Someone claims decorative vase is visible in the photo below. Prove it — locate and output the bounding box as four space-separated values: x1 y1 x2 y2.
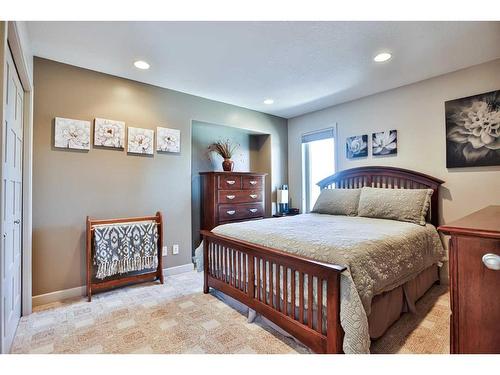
222 158 234 171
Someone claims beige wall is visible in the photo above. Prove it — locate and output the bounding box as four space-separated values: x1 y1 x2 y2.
288 59 500 224
33 58 287 296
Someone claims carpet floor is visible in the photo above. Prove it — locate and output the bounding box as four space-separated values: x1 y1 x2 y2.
11 271 450 354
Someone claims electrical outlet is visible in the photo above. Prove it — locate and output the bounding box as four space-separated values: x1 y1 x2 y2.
162 246 168 256
172 244 179 255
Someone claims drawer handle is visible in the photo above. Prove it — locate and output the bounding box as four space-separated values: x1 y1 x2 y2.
249 180 257 185
249 194 258 199
482 253 500 271
226 210 236 215
226 180 236 185
226 195 235 200
249 208 258 213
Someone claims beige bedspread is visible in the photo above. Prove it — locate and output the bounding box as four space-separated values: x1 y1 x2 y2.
212 214 446 354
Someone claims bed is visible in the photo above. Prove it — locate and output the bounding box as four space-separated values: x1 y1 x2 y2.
201 166 446 354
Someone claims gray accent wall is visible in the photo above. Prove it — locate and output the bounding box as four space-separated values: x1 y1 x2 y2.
33 57 287 296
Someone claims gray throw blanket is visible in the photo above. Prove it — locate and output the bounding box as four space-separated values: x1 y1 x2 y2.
93 221 159 279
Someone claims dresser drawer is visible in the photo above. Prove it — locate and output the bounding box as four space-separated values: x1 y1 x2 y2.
201 172 267 231
218 203 264 222
242 175 263 189
218 175 242 190
218 190 263 204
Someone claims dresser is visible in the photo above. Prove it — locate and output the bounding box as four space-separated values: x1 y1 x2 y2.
438 206 500 354
200 172 267 231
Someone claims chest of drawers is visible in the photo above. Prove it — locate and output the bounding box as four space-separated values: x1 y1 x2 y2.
438 206 500 354
200 172 267 231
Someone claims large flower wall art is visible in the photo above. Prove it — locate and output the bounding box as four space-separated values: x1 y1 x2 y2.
346 135 368 159
445 90 499 168
54 117 91 150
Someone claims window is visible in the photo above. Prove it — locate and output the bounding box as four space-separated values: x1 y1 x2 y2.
301 127 336 212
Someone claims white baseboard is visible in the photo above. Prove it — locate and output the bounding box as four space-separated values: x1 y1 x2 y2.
32 263 195 307
32 285 86 307
163 263 194 276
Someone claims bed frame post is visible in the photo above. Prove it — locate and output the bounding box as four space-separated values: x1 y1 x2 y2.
156 211 164 284
326 272 343 354
86 216 92 302
203 239 209 294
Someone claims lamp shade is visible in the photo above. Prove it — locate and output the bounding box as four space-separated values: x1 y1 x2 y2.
277 189 289 204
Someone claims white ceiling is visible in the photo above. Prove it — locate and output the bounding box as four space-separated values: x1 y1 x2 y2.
27 21 500 118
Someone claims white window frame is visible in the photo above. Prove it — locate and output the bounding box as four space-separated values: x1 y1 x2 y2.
301 124 338 213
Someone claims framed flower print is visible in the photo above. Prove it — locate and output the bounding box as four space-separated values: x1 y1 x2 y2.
445 90 499 168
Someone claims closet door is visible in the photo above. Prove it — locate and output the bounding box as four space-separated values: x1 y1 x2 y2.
1 46 24 353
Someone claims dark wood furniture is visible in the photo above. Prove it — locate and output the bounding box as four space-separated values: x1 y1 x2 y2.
438 206 500 354
202 166 444 353
200 172 267 231
86 212 164 302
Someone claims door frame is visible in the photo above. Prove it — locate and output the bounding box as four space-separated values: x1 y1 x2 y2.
0 21 33 354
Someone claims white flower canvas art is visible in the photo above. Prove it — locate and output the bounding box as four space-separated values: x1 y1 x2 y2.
54 117 91 150
127 127 154 155
94 118 125 149
372 130 397 156
156 127 181 153
445 90 499 168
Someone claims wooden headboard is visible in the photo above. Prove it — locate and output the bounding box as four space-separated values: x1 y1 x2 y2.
316 166 444 226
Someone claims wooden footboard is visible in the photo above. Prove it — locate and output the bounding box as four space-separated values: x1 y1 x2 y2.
201 230 347 354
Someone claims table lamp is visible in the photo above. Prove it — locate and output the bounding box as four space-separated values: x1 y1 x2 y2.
277 185 289 215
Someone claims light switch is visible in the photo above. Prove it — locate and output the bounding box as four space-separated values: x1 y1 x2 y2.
172 244 179 255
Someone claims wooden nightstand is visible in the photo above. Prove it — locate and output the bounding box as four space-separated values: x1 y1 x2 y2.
438 206 500 354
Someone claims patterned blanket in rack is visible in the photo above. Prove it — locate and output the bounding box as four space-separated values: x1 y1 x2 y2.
93 221 159 279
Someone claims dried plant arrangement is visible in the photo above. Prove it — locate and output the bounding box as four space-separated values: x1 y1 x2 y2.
208 139 239 171
209 139 239 159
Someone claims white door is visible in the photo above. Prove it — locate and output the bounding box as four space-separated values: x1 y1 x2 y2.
1 46 23 353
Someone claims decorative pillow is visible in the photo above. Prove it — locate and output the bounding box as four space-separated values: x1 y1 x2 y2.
357 187 433 225
311 188 361 216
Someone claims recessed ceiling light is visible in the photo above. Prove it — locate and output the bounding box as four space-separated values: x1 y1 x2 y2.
134 60 150 70
373 52 392 62
263 99 274 105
